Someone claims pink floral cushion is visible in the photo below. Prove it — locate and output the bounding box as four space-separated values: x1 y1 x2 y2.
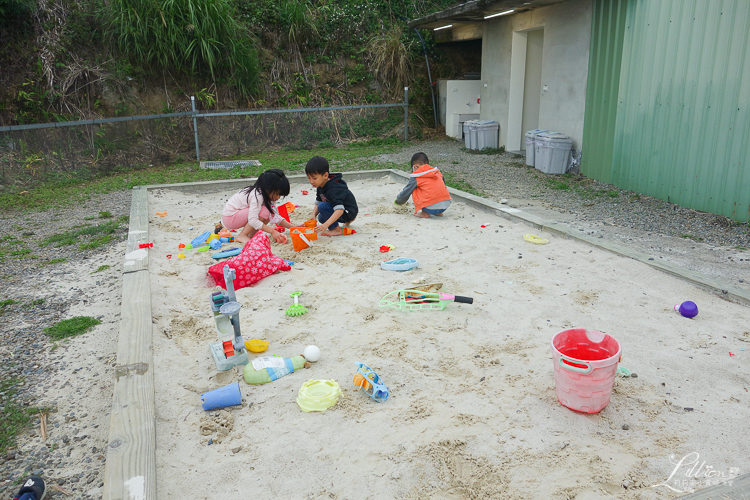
208 231 291 290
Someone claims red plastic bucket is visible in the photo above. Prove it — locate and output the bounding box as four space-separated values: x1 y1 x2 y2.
550 328 621 414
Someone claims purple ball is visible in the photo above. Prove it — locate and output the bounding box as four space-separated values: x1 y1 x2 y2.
677 301 698 318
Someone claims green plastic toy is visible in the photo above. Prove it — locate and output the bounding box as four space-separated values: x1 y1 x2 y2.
379 289 474 311
286 291 308 317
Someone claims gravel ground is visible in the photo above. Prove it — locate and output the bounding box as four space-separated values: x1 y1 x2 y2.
0 138 748 498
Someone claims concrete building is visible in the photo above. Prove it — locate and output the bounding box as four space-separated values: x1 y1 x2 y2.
411 0 750 221
410 0 592 152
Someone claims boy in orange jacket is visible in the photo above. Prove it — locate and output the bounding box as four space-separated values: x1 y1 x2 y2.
394 152 452 218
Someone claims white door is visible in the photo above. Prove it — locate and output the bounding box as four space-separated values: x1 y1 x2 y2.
520 29 544 150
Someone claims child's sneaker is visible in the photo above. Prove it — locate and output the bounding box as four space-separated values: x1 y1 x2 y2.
14 476 46 500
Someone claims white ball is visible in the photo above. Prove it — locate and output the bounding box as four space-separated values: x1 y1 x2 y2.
303 345 321 362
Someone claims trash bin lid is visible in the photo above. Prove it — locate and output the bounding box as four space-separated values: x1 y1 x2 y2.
537 132 573 147
525 128 549 138
474 120 498 129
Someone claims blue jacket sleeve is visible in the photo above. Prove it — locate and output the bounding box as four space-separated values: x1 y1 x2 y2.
395 177 417 205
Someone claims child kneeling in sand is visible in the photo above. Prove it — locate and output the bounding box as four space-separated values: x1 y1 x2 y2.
222 169 295 244
306 156 358 236
394 152 452 218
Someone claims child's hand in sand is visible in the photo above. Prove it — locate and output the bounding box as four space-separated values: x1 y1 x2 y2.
270 230 287 244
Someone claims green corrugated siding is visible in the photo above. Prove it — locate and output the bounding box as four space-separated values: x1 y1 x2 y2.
583 0 750 221
581 0 628 183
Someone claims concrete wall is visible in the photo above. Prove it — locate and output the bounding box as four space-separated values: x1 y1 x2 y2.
480 0 592 150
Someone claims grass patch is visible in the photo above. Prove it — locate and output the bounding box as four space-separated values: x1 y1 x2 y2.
79 234 114 250
84 211 113 220
548 180 570 190
736 246 748 251
25 298 46 307
44 316 102 340
0 379 39 454
39 220 120 248
0 236 33 262
41 258 67 266
0 299 17 315
92 264 111 273
443 173 485 198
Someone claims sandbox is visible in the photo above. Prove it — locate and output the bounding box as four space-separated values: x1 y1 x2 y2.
108 171 750 499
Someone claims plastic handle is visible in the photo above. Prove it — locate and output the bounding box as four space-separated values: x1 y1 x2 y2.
558 357 592 374
453 295 474 304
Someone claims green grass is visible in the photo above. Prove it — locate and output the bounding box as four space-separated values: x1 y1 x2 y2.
736 246 748 251
443 172 485 198
549 180 570 190
0 299 17 315
84 211 113 220
25 298 46 307
92 264 111 273
39 220 120 248
44 316 102 340
0 379 40 454
40 258 67 266
0 142 403 214
79 234 114 250
0 235 35 262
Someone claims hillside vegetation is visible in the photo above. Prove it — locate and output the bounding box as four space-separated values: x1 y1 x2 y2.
0 0 459 124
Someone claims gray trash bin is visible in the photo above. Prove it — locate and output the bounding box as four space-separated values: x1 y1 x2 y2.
475 121 499 150
524 129 549 166
463 120 477 149
534 132 573 174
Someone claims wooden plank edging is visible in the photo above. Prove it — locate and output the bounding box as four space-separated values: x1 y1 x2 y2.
104 186 156 500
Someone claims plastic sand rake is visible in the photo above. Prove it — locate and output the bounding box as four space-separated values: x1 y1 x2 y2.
379 289 474 311
286 291 308 317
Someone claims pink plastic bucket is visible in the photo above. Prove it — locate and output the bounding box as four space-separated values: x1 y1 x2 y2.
551 328 621 414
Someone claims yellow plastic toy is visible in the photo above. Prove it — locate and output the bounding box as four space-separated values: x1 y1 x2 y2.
523 234 549 245
244 339 270 353
296 380 341 412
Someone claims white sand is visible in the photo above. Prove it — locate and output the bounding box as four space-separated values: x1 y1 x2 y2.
147 175 750 499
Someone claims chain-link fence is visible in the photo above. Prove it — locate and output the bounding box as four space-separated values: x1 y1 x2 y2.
0 91 409 190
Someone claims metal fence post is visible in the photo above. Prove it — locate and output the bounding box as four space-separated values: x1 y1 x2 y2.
404 87 409 141
191 96 200 162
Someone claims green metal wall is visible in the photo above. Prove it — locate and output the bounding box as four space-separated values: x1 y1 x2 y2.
581 0 628 184
583 0 750 221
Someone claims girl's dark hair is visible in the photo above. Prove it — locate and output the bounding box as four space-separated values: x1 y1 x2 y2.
242 169 290 214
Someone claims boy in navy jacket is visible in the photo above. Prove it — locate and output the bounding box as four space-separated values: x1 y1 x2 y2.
305 156 358 236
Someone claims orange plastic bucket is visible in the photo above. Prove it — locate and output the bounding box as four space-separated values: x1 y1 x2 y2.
290 227 318 252
304 220 317 228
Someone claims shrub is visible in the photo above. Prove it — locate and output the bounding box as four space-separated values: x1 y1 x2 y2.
104 0 259 95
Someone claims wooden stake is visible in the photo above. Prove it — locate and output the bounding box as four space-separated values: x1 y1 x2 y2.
40 412 47 441
49 484 72 495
